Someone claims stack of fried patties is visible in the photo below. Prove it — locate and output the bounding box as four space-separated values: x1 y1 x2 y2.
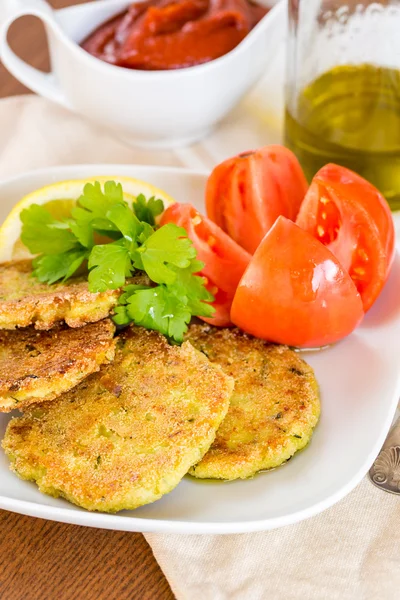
0 260 234 512
0 260 320 513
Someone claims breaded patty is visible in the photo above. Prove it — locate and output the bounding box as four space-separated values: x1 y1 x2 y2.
2 326 233 512
0 319 116 412
186 325 320 480
0 260 121 330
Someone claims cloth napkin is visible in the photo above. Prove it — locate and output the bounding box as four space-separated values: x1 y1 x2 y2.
0 79 399 599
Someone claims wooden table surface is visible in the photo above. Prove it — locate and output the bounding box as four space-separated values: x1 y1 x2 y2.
0 2 174 599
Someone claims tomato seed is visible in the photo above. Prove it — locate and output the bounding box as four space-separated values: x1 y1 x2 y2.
358 248 369 262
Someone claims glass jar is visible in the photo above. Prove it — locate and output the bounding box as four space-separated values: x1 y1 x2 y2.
284 0 400 210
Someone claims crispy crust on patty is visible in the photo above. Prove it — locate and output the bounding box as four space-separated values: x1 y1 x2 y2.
186 325 320 480
0 319 116 412
2 326 233 512
0 260 121 330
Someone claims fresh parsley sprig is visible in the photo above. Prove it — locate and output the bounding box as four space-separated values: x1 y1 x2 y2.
20 181 214 342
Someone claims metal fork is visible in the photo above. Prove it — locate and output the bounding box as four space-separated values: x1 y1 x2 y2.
369 415 400 495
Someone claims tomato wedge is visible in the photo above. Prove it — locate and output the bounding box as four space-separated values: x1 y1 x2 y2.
160 203 251 326
231 217 364 348
206 145 308 254
296 164 395 312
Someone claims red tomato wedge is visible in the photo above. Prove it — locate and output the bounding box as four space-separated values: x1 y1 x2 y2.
296 164 395 312
206 145 308 254
160 203 251 326
231 216 364 348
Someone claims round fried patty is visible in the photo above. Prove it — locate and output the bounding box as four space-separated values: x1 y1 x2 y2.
2 326 233 512
186 325 320 480
0 260 122 330
0 319 116 412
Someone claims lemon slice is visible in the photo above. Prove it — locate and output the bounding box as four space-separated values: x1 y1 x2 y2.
0 176 176 262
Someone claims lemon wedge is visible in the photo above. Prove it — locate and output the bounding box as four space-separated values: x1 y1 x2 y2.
0 176 176 262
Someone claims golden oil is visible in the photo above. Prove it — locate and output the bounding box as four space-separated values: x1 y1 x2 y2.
285 64 400 210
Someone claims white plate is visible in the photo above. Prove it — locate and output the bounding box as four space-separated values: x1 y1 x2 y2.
0 164 399 534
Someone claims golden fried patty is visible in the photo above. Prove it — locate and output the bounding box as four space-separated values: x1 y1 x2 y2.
0 260 121 330
2 326 233 512
186 325 320 480
0 319 116 412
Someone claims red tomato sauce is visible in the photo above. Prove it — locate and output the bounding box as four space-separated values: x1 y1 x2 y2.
81 0 268 71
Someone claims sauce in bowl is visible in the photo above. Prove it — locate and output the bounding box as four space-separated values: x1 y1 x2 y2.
81 0 268 71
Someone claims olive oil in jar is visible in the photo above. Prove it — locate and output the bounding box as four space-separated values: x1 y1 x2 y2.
285 64 400 210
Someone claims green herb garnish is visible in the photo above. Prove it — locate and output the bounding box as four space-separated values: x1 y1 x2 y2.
20 181 214 342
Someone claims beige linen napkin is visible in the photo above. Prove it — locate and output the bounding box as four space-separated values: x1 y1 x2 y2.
0 92 399 600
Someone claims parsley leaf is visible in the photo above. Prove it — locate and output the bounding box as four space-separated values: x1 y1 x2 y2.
114 284 192 343
21 205 78 255
71 181 127 242
68 218 93 249
88 240 132 292
168 259 215 318
114 285 170 333
32 248 88 284
105 203 145 243
138 223 196 285
164 297 193 343
132 194 164 226
113 257 215 343
73 181 125 223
